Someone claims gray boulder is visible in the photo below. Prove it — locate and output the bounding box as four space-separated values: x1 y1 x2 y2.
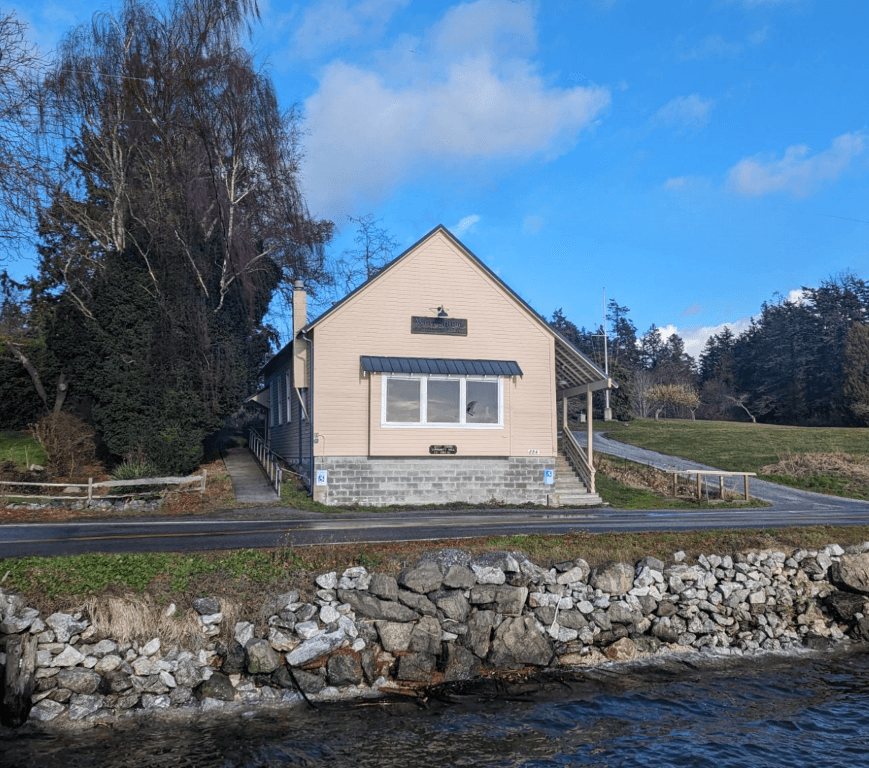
830 554 869 594
245 639 281 674
396 652 436 682
67 693 105 721
285 630 346 667
327 654 363 687
398 562 444 594
195 672 235 701
468 585 528 616
463 610 495 658
368 573 399 601
590 562 634 595
397 589 438 616
443 565 477 589
375 621 414 653
488 616 553 668
409 616 442 655
193 597 221 615
56 669 101 695
433 590 470 622
45 613 88 643
337 589 420 622
443 645 481 682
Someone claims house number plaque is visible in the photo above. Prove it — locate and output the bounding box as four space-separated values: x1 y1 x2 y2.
429 445 457 454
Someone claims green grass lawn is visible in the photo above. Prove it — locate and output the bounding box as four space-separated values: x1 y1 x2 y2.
0 430 47 470
591 418 869 500
593 418 869 470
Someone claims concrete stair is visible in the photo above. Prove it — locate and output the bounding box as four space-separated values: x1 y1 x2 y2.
548 443 602 508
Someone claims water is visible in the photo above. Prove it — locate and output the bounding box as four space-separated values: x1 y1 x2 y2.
4 649 869 767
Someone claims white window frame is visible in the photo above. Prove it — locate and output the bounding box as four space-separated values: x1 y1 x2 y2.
284 371 292 424
381 374 503 429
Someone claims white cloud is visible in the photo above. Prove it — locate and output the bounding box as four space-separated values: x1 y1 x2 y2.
302 0 610 216
662 317 754 360
281 0 409 60
452 214 480 234
656 94 714 131
726 131 866 197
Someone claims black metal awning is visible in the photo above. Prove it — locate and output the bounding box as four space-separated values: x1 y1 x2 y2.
360 356 522 376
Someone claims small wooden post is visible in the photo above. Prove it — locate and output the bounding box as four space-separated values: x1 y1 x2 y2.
87 477 93 505
586 389 594 493
719 475 725 500
744 474 750 501
200 468 207 494
696 473 702 501
672 473 678 498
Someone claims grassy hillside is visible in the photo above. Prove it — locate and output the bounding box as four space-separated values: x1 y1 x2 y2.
0 430 47 470
596 419 869 500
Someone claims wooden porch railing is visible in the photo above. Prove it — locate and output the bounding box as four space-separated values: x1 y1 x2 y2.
249 428 283 495
561 428 595 494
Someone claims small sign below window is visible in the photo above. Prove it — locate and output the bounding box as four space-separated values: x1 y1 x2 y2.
411 316 468 336
544 469 555 485
316 470 328 486
429 445 457 454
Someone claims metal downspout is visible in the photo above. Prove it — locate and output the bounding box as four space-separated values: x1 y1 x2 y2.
301 330 314 496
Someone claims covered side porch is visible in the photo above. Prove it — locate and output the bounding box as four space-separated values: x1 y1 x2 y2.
554 335 617 496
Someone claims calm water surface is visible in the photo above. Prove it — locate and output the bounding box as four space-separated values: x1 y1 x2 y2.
3 649 869 768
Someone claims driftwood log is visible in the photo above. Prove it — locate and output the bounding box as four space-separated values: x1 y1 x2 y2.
1 633 37 727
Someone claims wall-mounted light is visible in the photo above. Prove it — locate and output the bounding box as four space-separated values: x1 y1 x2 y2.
437 306 448 317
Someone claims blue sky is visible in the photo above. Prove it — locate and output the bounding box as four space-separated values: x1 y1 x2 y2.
9 0 869 357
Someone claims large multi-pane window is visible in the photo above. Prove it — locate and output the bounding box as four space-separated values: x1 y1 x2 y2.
382 376 502 427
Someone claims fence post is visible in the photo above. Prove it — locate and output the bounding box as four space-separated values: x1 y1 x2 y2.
696 473 701 501
200 469 207 494
744 474 749 501
87 477 93 505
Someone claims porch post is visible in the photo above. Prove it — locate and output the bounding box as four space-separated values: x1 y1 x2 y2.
586 389 594 492
562 395 568 433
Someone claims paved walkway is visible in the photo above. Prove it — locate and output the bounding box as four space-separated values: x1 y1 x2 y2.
221 447 279 503
578 430 868 512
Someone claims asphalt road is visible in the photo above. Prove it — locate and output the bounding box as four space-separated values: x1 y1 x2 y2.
1 436 866 558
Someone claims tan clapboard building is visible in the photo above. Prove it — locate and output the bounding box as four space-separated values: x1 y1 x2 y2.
252 225 615 507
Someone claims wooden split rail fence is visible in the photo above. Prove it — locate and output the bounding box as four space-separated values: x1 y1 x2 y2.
0 472 207 505
666 470 756 501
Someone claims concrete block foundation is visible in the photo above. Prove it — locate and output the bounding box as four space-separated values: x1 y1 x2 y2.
312 456 555 507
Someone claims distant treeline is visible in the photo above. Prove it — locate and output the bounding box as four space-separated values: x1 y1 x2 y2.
551 274 869 427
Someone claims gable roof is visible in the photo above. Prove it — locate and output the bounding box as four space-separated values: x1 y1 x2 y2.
263 225 614 390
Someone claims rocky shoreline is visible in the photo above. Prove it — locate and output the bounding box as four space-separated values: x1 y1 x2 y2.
3 542 869 730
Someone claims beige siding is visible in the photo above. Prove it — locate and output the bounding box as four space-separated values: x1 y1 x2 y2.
312 230 557 458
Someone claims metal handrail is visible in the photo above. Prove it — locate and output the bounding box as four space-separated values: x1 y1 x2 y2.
561 429 595 494
248 428 283 495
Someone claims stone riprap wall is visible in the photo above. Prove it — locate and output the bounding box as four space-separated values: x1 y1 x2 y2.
312 456 553 506
3 543 869 729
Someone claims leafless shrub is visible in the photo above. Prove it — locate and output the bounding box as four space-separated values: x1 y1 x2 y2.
31 411 98 480
761 452 869 482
